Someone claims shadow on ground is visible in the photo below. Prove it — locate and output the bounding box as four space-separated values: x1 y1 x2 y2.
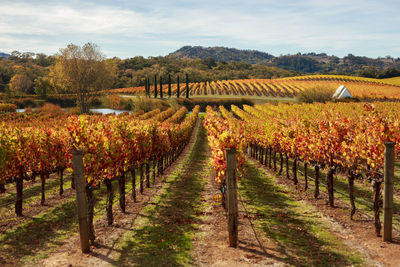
239 161 363 266
116 121 208 267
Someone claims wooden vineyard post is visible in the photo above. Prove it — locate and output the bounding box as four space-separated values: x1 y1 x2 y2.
160 76 163 99
226 148 238 247
177 76 180 98
15 172 23 216
72 150 90 253
168 74 172 98
383 142 395 242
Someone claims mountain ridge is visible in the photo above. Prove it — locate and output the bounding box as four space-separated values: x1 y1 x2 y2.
0 52 10 59
171 46 274 64
169 46 400 75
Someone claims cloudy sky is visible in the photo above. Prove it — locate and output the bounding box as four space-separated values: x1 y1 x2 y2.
1 0 399 59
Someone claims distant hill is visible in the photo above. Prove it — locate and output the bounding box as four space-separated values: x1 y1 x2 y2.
170 46 274 64
170 46 400 75
0 52 10 59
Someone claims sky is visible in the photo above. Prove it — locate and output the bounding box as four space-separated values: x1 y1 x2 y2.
1 0 399 59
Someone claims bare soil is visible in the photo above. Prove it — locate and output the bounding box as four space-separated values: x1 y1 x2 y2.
192 166 286 266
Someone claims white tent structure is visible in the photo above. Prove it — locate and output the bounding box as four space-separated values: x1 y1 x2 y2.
332 85 352 99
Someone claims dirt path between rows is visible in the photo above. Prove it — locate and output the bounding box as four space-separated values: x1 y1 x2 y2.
192 141 285 266
192 166 286 266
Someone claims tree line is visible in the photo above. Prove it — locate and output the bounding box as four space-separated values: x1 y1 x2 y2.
0 46 296 99
170 46 400 77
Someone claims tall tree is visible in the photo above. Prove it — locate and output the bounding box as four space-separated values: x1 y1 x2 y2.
186 73 189 98
168 74 171 98
50 43 115 113
10 73 33 94
34 76 53 98
177 76 180 98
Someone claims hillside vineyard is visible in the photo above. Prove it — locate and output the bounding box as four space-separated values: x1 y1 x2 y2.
108 75 400 100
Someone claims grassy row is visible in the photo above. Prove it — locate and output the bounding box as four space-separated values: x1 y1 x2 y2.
240 160 364 266
0 174 70 208
115 118 208 266
0 175 72 220
113 121 365 266
260 154 400 230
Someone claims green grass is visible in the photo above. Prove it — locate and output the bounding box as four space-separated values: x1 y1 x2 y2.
0 198 77 266
239 160 364 266
0 174 71 217
271 155 400 230
115 120 209 267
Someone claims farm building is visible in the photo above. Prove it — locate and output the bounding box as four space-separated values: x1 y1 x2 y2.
333 85 352 99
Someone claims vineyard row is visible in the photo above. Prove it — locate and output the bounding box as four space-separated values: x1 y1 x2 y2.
109 77 400 100
0 105 199 241
203 102 400 236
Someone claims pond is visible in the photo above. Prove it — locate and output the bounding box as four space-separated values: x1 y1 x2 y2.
16 108 129 115
89 108 129 115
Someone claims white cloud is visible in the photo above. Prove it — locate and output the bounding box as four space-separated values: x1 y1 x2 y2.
0 0 399 58
0 2 146 35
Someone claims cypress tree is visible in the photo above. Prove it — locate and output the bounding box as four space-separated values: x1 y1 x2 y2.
160 76 163 99
168 74 171 98
177 76 180 98
154 75 157 98
186 73 189 98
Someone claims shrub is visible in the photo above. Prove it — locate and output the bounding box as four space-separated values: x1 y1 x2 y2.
297 86 335 104
108 95 127 110
0 103 17 113
65 106 81 115
36 103 63 115
131 97 169 112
